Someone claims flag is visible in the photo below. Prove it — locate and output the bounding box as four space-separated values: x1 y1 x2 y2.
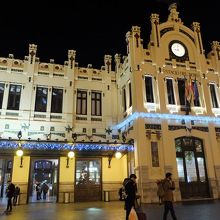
184 77 188 103
193 78 199 106
185 76 194 103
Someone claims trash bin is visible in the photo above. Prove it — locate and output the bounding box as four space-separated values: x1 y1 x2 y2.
64 192 70 203
104 191 110 202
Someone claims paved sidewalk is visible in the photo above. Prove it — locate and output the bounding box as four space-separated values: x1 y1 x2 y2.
0 200 220 220
146 200 220 220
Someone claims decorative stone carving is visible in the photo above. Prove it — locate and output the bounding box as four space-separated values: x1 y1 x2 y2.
168 3 182 23
191 22 200 33
150 14 159 23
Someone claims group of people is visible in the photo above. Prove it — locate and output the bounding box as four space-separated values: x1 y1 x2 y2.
35 181 49 200
5 180 20 213
120 172 177 220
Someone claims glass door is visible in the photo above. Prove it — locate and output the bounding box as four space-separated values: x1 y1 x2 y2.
75 158 101 202
175 137 209 199
29 159 58 203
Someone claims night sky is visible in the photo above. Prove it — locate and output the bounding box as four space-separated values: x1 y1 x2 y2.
0 0 219 68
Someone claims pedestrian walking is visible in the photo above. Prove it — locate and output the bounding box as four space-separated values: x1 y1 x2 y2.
41 182 49 200
36 182 42 200
5 180 15 213
13 185 20 206
162 172 177 220
124 174 137 220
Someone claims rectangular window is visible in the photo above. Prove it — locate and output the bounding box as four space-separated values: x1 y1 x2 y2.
122 87 127 112
176 158 185 182
76 90 87 115
166 78 175 104
7 84 22 110
210 84 219 108
185 151 197 182
35 87 48 112
0 83 5 109
91 91 102 116
177 79 185 106
128 82 132 107
51 88 63 113
145 76 154 103
197 157 206 182
151 142 159 167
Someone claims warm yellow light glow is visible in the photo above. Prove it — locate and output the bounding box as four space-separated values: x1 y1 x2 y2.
68 151 75 158
16 149 23 157
115 152 122 159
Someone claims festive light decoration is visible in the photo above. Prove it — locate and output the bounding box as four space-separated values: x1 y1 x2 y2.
112 112 220 130
0 141 18 148
0 141 134 152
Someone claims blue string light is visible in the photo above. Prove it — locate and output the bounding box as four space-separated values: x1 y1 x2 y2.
0 141 18 149
0 141 134 152
112 112 220 130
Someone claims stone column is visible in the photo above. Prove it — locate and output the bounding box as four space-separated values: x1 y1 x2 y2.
58 156 75 203
12 156 30 204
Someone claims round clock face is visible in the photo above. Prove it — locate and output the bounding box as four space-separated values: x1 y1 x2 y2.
171 42 185 57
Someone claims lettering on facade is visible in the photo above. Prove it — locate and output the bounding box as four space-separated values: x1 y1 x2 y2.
163 69 187 76
168 125 186 131
192 126 209 132
145 124 161 130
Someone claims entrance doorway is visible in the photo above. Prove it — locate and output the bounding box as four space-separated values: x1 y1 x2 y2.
0 158 13 201
75 158 101 202
175 137 210 199
28 158 58 203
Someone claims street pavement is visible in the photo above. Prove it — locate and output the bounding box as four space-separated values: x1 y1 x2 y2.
0 199 220 220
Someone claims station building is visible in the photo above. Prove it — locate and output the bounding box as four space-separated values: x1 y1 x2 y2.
1 4 220 204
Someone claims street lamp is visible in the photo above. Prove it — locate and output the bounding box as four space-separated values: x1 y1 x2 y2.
16 144 24 168
115 152 122 159
66 151 75 168
16 131 23 168
108 152 122 168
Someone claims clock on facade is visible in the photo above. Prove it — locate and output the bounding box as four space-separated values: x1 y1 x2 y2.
171 42 185 57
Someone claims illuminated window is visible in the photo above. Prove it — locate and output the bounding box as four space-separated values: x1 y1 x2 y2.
51 88 63 113
166 79 175 104
0 83 5 109
151 142 159 167
122 87 127 112
91 91 102 116
128 82 132 107
210 84 219 108
7 84 22 110
76 90 87 115
145 76 154 103
35 87 48 112
177 79 185 106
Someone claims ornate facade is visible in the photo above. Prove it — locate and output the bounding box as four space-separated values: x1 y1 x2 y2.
1 4 220 203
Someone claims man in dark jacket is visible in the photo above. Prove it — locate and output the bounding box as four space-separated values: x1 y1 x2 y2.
124 174 137 220
5 180 15 213
163 172 177 220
